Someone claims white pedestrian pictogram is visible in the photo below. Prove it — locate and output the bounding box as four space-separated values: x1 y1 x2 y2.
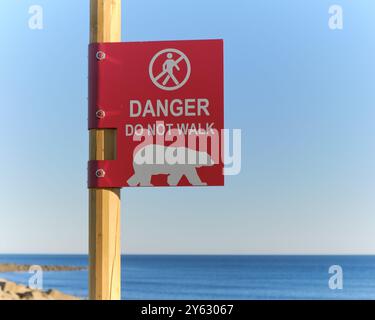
158 53 181 86
149 48 191 91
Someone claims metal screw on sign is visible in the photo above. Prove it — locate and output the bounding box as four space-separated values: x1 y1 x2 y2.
96 51 106 61
95 169 106 178
96 109 106 119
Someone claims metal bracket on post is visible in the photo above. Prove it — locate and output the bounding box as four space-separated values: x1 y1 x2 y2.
88 44 122 189
88 160 122 188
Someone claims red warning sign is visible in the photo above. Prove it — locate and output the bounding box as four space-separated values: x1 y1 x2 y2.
88 39 224 188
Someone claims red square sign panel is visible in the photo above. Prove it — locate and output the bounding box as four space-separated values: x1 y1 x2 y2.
88 39 224 188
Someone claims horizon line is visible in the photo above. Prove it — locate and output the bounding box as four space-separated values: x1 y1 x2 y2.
1 253 375 256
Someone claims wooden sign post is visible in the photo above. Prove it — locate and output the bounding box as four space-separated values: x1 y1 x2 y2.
89 0 122 300
87 0 224 301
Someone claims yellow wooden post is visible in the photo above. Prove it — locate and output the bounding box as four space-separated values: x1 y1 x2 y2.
89 0 122 300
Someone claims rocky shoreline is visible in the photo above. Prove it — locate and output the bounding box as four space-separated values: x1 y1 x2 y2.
0 263 86 300
0 263 86 273
0 279 79 300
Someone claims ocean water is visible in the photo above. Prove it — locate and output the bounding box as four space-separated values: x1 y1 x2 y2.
0 255 374 300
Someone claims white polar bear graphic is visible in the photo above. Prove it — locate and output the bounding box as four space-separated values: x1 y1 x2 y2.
127 144 214 187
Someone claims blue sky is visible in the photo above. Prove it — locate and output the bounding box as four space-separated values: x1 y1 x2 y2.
0 0 374 254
